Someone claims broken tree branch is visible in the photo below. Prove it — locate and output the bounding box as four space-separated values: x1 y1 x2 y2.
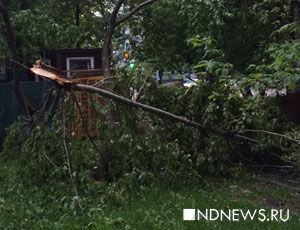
70 90 106 170
31 60 72 85
242 129 300 144
43 148 63 170
72 84 210 129
135 69 153 101
62 91 81 207
93 76 116 87
71 83 253 141
31 61 300 157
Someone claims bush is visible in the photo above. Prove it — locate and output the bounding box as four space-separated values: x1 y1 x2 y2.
1 64 298 191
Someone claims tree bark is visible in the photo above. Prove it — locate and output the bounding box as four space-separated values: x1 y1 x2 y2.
102 25 114 80
0 1 35 115
75 3 80 49
158 69 163 84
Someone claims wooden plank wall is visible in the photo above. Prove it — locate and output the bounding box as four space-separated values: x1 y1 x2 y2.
70 76 104 138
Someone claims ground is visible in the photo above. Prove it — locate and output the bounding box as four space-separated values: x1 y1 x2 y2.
1 170 300 229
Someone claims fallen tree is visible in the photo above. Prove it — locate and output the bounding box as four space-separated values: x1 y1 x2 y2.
30 62 247 143
0 60 295 188
30 61 299 151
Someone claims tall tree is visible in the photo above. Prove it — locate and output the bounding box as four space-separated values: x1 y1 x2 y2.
0 1 35 115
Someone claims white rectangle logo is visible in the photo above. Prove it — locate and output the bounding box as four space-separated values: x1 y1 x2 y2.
183 209 196 220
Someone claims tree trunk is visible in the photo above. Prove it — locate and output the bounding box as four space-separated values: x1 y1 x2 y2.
75 3 80 49
158 69 163 84
102 25 114 80
0 1 35 115
100 0 160 179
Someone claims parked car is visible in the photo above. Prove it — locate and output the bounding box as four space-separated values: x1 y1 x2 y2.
183 79 199 88
161 81 182 87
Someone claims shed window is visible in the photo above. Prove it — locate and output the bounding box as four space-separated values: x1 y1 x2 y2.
66 57 94 78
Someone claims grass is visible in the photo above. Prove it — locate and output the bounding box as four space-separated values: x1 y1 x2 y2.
1 173 300 230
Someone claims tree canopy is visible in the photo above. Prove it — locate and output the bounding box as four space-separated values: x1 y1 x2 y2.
129 0 288 72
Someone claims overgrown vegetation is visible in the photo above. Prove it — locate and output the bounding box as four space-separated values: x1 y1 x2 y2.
2 0 300 229
1 165 300 229
1 60 300 187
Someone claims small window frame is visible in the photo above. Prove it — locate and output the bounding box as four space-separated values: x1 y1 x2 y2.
66 57 95 78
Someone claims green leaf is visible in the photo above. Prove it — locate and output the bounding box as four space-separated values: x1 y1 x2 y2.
275 55 282 65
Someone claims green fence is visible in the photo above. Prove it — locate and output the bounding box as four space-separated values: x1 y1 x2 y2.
0 82 52 149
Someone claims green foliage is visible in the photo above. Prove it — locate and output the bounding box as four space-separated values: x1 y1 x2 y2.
130 0 282 71
129 0 198 71
94 64 298 183
0 0 107 63
1 96 99 189
2 61 298 189
2 1 300 228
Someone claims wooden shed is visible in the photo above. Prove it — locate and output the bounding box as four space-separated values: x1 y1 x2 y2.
44 48 103 77
44 48 104 138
